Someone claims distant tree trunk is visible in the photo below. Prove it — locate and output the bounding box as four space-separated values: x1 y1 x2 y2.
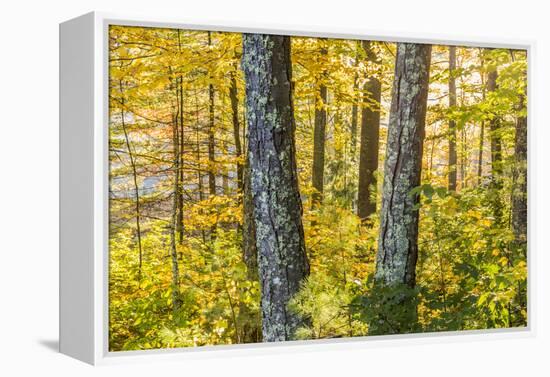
208 32 217 198
118 81 143 279
207 32 217 240
194 90 207 243
448 46 458 191
512 94 527 249
488 70 503 177
487 67 503 221
242 33 310 342
357 41 381 223
350 93 359 158
170 100 182 312
311 40 328 207
230 70 244 192
176 30 185 245
477 121 485 184
350 41 361 159
208 85 216 197
177 75 185 244
222 139 230 195
460 126 468 188
374 43 432 333
477 52 486 185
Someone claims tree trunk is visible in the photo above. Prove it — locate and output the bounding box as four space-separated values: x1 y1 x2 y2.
242 33 310 342
170 103 182 312
311 40 328 207
242 160 258 278
176 30 185 245
208 87 216 198
118 81 143 279
208 32 216 198
488 70 502 178
477 121 484 184
448 46 458 191
512 95 527 248
193 90 207 243
374 43 432 333
230 70 244 192
207 32 218 240
350 41 361 159
487 67 503 221
477 52 486 185
177 75 185 244
357 41 381 223
230 63 257 278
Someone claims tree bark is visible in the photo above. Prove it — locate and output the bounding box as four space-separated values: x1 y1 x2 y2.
512 94 527 248
194 90 207 243
242 159 258 278
477 52 486 185
170 97 182 311
350 41 360 159
207 32 218 240
118 81 143 279
175 30 185 245
177 75 185 244
487 70 502 178
208 32 217 198
487 67 503 221
448 46 458 191
230 70 244 192
357 41 381 223
230 62 257 278
242 33 310 342
374 43 431 332
311 40 328 207
477 121 485 184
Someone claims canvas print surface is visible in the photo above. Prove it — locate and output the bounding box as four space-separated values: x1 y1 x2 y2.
108 25 528 351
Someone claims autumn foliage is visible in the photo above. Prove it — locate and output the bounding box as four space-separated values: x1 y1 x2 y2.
108 26 527 351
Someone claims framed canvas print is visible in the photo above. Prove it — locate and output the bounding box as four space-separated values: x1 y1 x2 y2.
60 12 532 365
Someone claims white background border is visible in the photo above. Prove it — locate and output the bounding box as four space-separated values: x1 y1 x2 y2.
1 1 547 376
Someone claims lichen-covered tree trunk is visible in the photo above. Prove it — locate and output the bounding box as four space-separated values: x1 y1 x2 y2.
311 41 328 207
448 46 458 191
374 43 432 333
512 94 527 249
231 63 257 278
511 89 528 327
357 41 381 223
242 161 258 278
240 159 261 343
242 33 310 342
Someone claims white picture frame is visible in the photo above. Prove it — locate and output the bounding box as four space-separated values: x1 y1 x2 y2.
60 11 535 365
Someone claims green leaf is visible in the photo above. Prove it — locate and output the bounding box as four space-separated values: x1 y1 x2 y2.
478 292 490 307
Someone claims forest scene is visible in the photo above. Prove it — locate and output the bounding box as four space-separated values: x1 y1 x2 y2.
108 25 527 351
